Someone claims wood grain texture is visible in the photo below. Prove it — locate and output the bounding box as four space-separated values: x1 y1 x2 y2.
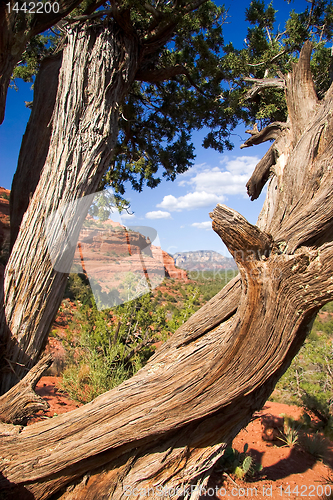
0 354 52 424
10 53 62 250
0 22 139 394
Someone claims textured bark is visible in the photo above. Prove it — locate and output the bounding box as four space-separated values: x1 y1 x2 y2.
0 354 52 424
1 39 333 500
0 22 139 394
10 53 62 250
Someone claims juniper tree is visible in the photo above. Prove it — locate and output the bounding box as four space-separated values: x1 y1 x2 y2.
1 1 333 498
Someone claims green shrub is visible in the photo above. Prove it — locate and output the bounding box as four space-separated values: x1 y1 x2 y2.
60 292 168 403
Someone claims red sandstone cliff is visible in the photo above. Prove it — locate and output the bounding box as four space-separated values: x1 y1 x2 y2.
151 246 188 281
0 187 10 252
0 188 10 283
0 197 188 287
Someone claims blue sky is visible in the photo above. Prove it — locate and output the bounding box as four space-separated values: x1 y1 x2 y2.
0 0 307 255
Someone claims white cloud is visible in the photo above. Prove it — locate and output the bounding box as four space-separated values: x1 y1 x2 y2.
156 155 260 213
145 210 172 219
191 221 212 230
157 191 224 211
178 156 260 197
221 155 259 175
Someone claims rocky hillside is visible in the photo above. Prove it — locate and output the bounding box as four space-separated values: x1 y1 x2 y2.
0 194 187 287
173 250 237 271
72 218 188 298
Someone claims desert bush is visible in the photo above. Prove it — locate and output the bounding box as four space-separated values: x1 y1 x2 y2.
276 416 301 448
60 291 168 403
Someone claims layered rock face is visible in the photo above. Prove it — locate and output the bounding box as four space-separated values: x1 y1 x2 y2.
0 187 10 254
0 200 188 301
151 247 188 281
71 219 188 306
173 250 237 271
0 188 10 283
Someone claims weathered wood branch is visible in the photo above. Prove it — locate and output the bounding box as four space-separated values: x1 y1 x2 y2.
246 146 275 201
0 354 52 424
285 41 318 144
210 204 274 261
240 121 289 148
135 65 186 83
0 0 82 125
109 2 135 37
244 124 291 200
243 76 285 100
1 234 333 498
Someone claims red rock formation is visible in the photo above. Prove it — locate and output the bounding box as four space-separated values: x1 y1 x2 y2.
151 246 188 281
0 187 10 251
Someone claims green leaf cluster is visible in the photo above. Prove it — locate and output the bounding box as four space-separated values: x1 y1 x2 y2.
61 275 168 402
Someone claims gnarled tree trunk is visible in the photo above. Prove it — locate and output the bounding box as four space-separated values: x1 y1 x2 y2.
0 21 139 394
1 42 332 500
9 52 62 251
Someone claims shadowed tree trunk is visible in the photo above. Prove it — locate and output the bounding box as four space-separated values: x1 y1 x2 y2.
0 41 333 499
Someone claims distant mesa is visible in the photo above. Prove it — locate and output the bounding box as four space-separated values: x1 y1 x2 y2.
172 250 237 271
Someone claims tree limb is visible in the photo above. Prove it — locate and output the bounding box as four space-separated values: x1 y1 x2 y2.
247 50 286 67
142 21 179 55
29 0 84 37
285 41 318 144
0 354 53 424
64 9 112 23
243 77 285 100
210 204 274 262
183 0 208 14
110 1 135 37
144 3 163 20
240 121 289 148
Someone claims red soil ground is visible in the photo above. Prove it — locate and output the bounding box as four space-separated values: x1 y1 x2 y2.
33 379 333 499
204 401 333 499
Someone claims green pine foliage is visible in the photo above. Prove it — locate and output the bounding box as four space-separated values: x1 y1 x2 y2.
15 1 333 203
